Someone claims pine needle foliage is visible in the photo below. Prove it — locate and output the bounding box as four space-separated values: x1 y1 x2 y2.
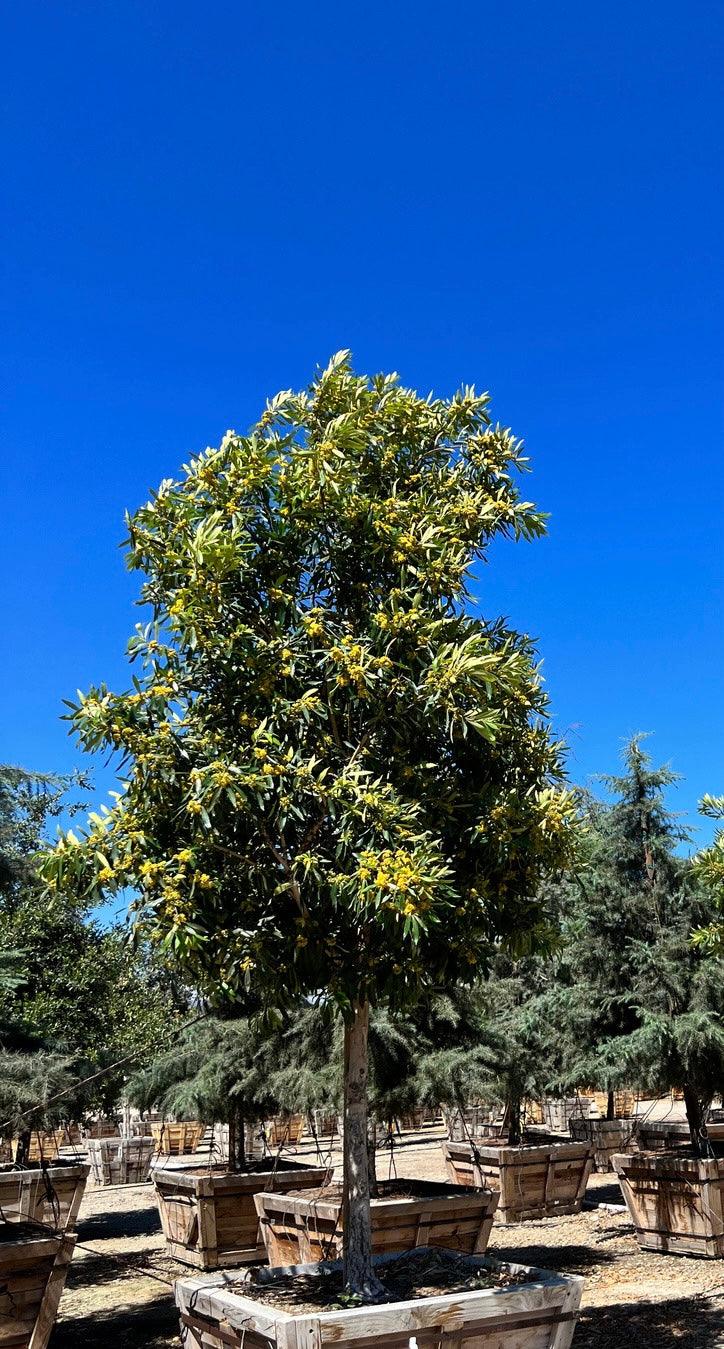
545 737 724 1149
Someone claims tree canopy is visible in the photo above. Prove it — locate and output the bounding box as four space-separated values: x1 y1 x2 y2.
44 353 577 1015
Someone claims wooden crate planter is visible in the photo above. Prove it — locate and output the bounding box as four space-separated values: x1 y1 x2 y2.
255 1178 498 1266
153 1160 332 1268
266 1115 306 1148
633 1120 690 1152
444 1106 503 1142
0 1228 76 1349
10 1133 61 1165
444 1139 593 1223
310 1111 339 1140
585 1089 636 1119
0 1163 88 1231
151 1120 205 1155
569 1117 636 1172
541 1098 591 1134
175 1250 583 1349
397 1109 426 1132
613 1150 724 1256
87 1136 155 1186
82 1120 120 1140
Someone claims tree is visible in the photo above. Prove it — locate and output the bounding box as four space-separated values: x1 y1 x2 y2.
549 737 724 1152
44 354 577 1296
0 765 183 1115
127 1014 278 1169
412 966 561 1145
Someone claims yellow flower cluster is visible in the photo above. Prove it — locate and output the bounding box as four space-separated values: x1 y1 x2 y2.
374 609 423 635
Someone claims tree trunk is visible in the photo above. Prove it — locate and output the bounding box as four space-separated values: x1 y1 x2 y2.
233 1107 246 1171
227 1108 247 1173
506 1095 522 1146
342 1001 384 1299
606 1090 615 1122
15 1129 31 1167
683 1085 707 1157
367 1115 379 1198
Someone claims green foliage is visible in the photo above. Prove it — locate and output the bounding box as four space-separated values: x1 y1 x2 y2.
692 795 724 950
44 354 577 1014
0 764 184 1115
544 737 724 1149
0 1051 82 1140
127 1015 278 1128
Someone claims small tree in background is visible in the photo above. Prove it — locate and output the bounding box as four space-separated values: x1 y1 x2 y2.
549 737 724 1152
0 1051 83 1164
44 355 577 1297
128 1015 279 1169
413 967 560 1145
0 764 185 1117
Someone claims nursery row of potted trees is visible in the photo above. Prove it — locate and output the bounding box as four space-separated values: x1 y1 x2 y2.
42 360 590 1348
36 357 724 1346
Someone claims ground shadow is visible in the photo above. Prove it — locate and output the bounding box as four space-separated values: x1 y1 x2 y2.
78 1203 161 1242
54 1292 179 1348
585 1178 625 1206
575 1295 724 1347
488 1238 618 1275
65 1249 178 1291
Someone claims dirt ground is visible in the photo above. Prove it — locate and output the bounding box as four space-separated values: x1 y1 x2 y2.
54 1130 724 1348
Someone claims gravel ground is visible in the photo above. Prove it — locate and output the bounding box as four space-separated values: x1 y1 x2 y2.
53 1129 724 1348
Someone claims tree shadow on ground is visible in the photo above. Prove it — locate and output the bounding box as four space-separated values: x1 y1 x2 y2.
78 1203 161 1241
488 1241 617 1275
54 1292 179 1348
65 1249 179 1291
575 1296 724 1347
586 1179 625 1206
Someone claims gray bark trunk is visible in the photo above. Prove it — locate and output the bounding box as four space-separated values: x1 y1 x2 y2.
683 1085 707 1158
342 1001 384 1299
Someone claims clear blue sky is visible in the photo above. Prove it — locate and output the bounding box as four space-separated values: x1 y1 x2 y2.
2 1 722 868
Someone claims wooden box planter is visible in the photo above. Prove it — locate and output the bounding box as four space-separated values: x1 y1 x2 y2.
175 1250 583 1349
444 1139 593 1223
397 1109 426 1131
255 1178 499 1266
633 1120 692 1152
153 1160 332 1269
569 1117 636 1172
444 1106 503 1142
87 1136 155 1186
0 1163 89 1231
542 1098 591 1134
266 1115 306 1148
0 1228 76 1349
81 1120 120 1140
613 1151 724 1256
11 1133 61 1165
586 1090 636 1119
151 1120 205 1155
310 1111 339 1140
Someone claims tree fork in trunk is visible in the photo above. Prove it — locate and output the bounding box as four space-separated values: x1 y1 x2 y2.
342 1001 385 1299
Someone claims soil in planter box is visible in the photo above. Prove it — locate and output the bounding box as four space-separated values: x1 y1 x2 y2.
237 1248 531 1314
0 1220 49 1242
299 1179 464 1205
